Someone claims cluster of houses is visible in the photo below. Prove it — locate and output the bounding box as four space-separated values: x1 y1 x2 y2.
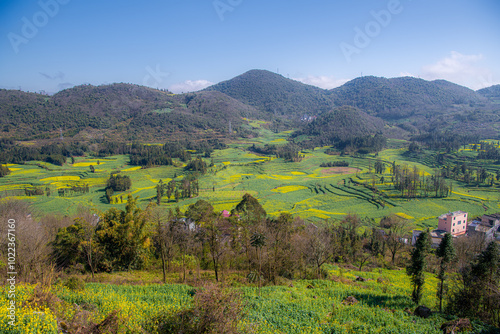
412 211 500 247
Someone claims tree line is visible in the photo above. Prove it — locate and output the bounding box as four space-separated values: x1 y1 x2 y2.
249 143 304 162
0 138 225 167
389 162 452 198
156 177 200 205
407 229 500 327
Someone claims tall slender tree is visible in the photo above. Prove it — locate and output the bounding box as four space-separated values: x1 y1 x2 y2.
407 230 431 304
250 232 266 296
436 233 456 312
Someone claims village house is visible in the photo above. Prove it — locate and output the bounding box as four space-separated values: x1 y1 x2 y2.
438 211 468 236
412 211 469 248
467 213 500 242
411 229 448 248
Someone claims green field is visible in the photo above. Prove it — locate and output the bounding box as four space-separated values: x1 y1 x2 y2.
3 265 494 334
1 126 499 229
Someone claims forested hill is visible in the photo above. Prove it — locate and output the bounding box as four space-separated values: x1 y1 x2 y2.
0 84 261 141
477 84 500 103
203 69 335 117
1 72 500 142
291 106 386 149
329 76 488 120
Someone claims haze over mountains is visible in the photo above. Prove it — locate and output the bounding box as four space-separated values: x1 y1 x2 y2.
1 70 499 141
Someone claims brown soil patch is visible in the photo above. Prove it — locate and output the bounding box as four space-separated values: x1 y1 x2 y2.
321 167 360 175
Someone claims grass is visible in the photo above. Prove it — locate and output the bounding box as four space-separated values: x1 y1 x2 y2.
1 129 499 229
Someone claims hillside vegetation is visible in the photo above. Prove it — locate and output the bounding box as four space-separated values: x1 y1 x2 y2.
204 69 335 117
2 70 500 142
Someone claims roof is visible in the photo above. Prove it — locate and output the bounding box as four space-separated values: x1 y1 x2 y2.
438 211 468 219
483 213 500 220
430 230 447 238
221 210 231 218
468 220 481 228
475 223 495 233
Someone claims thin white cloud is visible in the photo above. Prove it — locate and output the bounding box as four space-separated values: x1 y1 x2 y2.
399 71 417 78
169 80 214 93
293 75 349 90
420 51 498 90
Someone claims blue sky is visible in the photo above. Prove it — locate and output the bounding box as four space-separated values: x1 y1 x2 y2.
1 0 499 93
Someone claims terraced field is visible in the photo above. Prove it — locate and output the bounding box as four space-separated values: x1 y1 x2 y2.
1 129 499 229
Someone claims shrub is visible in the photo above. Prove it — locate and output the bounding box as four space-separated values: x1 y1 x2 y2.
64 277 85 291
157 283 244 334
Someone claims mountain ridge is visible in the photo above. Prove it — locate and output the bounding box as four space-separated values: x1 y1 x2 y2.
1 70 500 142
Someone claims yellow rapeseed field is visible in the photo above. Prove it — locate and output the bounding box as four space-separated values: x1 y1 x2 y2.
40 176 81 182
272 185 308 193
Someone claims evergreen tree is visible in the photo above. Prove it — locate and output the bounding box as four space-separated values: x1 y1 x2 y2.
407 230 431 304
436 233 455 312
448 241 500 325
156 179 164 205
250 232 266 296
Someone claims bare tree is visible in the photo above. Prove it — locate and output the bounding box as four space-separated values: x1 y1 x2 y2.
0 200 54 282
303 224 331 278
74 207 101 280
150 206 177 283
265 213 295 284
382 215 409 264
202 215 229 282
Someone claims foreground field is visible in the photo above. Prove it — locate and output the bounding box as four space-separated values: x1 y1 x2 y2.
2 266 495 334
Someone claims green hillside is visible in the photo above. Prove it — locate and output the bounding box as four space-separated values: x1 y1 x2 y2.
0 85 261 141
478 84 500 103
204 69 335 118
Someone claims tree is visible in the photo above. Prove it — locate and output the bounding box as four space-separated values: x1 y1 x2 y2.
233 194 267 274
202 216 227 282
151 206 176 283
173 217 193 283
448 241 500 325
105 188 114 204
407 230 431 304
186 200 227 282
374 159 385 174
106 173 131 192
382 215 409 264
232 193 267 224
96 196 151 271
52 223 84 269
156 179 164 205
75 212 102 280
265 213 294 283
304 225 331 278
250 232 266 295
185 200 214 223
0 164 11 177
436 233 456 312
1 200 56 282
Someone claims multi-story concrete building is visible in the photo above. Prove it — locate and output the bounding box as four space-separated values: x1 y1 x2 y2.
438 211 468 236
